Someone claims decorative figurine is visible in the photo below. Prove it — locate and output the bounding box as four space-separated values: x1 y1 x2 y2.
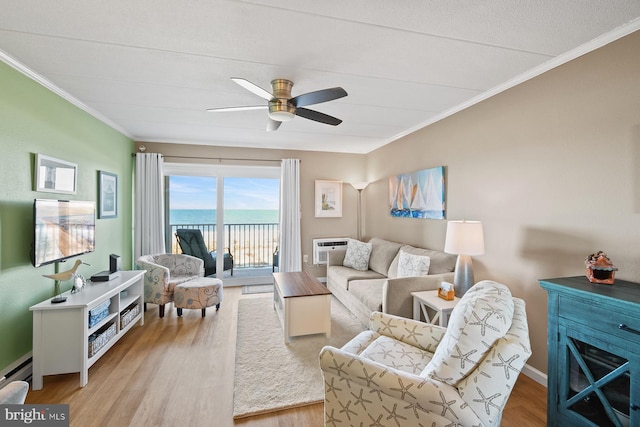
71 273 87 293
585 251 618 284
43 259 88 302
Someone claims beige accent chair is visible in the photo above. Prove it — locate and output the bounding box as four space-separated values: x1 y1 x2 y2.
136 254 204 318
319 281 531 427
0 381 29 404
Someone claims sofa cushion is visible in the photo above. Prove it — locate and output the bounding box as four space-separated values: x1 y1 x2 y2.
328 266 385 291
421 281 514 385
348 279 386 312
397 250 431 278
388 245 457 278
343 239 372 271
360 335 434 375
368 238 402 275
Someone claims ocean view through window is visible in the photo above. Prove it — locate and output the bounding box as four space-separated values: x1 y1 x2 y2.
171 209 278 225
168 175 280 281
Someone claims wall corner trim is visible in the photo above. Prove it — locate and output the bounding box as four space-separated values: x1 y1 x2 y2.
0 48 133 139
380 16 640 150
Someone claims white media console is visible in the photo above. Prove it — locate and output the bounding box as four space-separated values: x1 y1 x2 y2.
30 270 145 389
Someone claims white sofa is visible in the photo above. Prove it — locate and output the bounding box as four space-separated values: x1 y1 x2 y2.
326 237 457 324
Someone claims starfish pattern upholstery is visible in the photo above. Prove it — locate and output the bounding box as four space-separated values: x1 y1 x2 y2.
319 281 531 426
343 239 373 271
423 281 514 385
397 250 431 278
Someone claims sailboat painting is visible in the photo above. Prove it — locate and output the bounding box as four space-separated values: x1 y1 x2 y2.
389 166 445 219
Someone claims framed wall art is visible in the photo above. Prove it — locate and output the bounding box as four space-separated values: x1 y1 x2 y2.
389 166 445 219
98 171 118 219
315 180 342 217
35 154 77 194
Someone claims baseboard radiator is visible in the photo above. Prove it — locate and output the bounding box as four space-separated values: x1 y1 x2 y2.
0 353 32 388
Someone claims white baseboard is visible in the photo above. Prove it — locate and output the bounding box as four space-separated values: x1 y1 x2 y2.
0 352 32 385
522 363 547 387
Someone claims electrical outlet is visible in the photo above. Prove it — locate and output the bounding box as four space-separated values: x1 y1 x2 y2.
303 254 309 263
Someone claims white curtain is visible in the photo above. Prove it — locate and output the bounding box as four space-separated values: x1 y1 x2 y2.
134 153 166 259
279 159 301 272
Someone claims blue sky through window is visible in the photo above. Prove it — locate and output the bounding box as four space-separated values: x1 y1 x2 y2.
170 176 279 210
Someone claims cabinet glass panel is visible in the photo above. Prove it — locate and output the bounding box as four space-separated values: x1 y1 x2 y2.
566 338 630 427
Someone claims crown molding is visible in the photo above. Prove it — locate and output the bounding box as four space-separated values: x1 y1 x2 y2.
382 17 640 150
0 48 134 140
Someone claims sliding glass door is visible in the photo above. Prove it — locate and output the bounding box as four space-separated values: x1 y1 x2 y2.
223 177 279 284
165 163 280 285
168 175 223 280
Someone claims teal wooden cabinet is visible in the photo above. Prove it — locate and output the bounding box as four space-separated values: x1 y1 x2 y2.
540 276 640 427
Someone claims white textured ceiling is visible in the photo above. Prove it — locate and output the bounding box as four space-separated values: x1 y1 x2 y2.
1 1 639 153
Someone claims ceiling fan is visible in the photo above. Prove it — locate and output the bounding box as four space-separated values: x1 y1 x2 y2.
207 78 347 131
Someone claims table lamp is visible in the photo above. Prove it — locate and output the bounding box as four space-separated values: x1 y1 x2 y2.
444 220 484 297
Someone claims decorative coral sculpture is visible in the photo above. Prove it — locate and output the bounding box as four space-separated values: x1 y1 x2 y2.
585 251 618 284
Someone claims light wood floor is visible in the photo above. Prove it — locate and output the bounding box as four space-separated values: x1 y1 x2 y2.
26 286 547 426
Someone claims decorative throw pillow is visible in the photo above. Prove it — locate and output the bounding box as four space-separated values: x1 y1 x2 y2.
397 250 431 278
342 239 372 271
421 280 514 385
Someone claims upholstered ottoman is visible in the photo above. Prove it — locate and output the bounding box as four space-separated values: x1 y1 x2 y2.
174 277 223 317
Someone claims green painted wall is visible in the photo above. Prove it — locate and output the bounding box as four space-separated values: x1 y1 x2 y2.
0 61 134 371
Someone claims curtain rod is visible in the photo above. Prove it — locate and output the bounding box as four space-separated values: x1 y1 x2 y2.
131 153 288 163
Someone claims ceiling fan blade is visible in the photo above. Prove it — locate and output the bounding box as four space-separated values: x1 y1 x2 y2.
266 118 281 132
206 105 267 112
295 107 342 126
290 87 347 107
231 77 273 100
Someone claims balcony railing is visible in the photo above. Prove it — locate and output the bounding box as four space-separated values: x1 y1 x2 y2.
169 223 279 269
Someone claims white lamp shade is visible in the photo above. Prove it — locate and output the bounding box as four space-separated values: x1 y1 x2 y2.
444 220 485 256
351 182 369 190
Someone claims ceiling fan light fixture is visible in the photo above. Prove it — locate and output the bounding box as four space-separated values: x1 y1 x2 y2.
209 77 346 130
268 99 296 122
271 79 293 99
269 110 295 121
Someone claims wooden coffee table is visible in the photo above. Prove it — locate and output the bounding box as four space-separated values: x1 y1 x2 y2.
273 271 332 343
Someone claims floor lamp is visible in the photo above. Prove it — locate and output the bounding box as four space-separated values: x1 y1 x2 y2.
351 182 369 241
444 220 484 298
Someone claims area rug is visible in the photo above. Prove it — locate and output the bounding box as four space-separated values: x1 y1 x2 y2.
233 296 366 419
241 284 274 294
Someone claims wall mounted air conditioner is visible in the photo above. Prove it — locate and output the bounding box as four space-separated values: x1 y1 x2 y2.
312 238 349 265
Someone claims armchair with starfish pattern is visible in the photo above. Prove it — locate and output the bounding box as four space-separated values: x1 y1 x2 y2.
319 280 531 426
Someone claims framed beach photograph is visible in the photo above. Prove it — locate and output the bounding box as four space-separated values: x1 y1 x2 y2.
315 180 342 217
98 171 117 219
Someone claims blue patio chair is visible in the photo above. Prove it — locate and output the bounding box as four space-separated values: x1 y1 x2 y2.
175 229 233 276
